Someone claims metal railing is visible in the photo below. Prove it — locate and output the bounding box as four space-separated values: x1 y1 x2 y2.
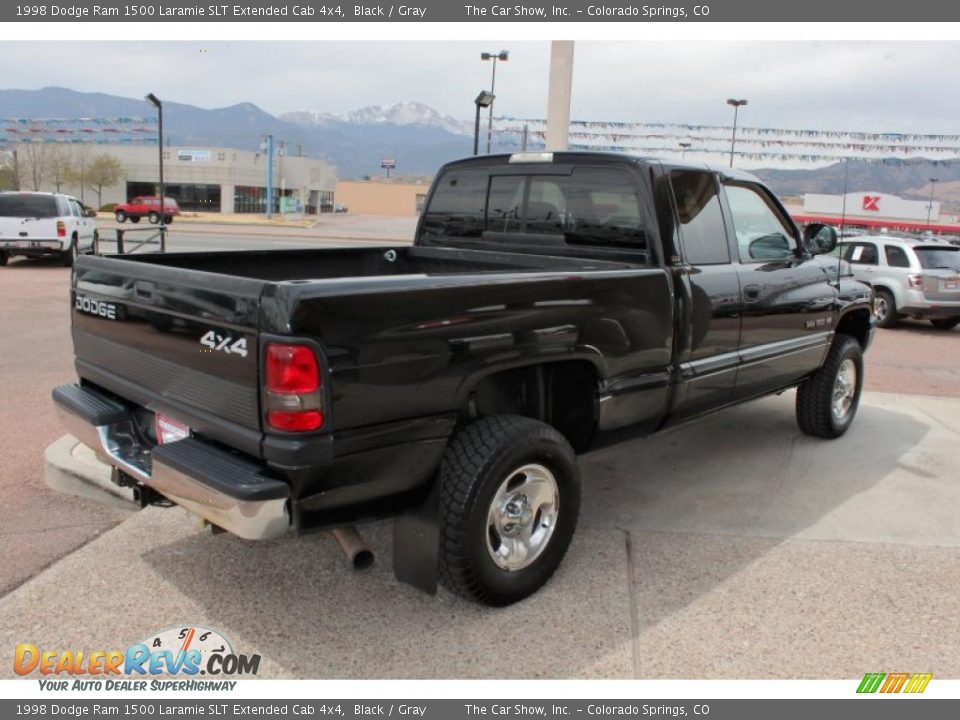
93 226 167 255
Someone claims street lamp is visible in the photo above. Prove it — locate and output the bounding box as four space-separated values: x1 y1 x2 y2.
678 141 692 159
473 91 496 156
726 98 748 168
144 92 165 249
927 177 939 229
480 50 509 154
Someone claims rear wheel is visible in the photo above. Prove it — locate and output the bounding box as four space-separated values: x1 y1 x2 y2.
930 318 960 330
129 215 141 224
61 238 78 267
874 289 898 328
796 334 864 439
438 415 580 606
148 211 160 224
163 215 174 224
114 210 126 223
0 252 8 267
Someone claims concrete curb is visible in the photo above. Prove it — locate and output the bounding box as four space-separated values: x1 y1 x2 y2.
44 435 138 510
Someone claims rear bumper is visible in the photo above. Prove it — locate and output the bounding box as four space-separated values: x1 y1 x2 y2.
52 383 291 540
900 301 960 319
2 239 63 255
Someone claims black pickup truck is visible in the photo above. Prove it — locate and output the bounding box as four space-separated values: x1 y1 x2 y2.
53 152 874 605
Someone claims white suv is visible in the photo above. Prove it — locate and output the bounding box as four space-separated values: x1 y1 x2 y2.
0 191 97 267
836 235 960 330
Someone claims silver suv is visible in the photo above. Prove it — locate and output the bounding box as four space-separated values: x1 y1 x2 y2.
835 236 960 330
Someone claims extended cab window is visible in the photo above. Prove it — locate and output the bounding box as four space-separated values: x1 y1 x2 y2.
670 170 729 265
724 184 797 261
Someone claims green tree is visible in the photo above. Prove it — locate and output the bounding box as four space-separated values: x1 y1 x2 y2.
45 145 74 192
85 154 124 207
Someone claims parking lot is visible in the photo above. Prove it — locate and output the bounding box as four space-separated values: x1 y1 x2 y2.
1 220 959 678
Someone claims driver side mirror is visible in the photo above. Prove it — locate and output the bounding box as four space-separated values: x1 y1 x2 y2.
803 223 838 255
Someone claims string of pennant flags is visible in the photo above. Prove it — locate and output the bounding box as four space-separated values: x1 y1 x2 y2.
0 117 157 125
495 117 960 144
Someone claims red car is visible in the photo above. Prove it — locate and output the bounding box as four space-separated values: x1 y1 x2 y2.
114 196 180 224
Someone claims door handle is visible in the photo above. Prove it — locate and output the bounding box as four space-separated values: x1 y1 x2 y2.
743 285 761 302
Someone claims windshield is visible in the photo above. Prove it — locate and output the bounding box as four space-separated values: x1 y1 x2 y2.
914 246 960 271
0 194 59 218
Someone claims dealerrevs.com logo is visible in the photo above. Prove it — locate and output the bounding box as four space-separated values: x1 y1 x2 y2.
14 626 260 691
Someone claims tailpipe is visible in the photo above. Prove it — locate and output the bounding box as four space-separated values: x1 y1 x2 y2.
331 526 374 570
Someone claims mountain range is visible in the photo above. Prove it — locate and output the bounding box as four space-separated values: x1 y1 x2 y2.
1 87 957 206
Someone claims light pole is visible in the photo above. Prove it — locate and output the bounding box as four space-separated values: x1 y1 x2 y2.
679 141 692 159
481 50 509 154
473 91 495 156
927 177 939 229
726 98 747 168
144 93 165 250
262 134 274 219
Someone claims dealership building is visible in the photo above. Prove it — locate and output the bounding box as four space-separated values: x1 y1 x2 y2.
13 143 338 215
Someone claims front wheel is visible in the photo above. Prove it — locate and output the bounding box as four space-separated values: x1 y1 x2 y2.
874 289 898 328
148 211 160 224
796 334 864 439
163 215 174 224
930 318 960 331
438 415 580 606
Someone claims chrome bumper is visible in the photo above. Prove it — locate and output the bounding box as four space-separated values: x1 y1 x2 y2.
53 384 291 540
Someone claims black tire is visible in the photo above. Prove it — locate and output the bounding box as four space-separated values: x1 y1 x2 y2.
163 215 173 224
0 252 8 266
148 211 160 224
438 415 580 606
930 318 960 330
874 288 898 328
114 210 126 223
61 238 77 267
129 216 141 224
796 334 864 439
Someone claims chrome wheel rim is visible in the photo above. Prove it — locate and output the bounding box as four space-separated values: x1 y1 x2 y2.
486 463 559 572
875 297 889 322
833 358 857 421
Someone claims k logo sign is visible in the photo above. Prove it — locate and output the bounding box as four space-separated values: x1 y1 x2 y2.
862 195 881 212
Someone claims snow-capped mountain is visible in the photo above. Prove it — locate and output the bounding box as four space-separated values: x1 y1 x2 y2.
282 102 473 137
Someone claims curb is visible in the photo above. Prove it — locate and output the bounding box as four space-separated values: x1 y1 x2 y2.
44 435 138 510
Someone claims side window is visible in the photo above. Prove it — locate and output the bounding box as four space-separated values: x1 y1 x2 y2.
669 170 729 265
419 169 488 239
884 245 911 268
724 184 796 261
56 196 72 218
845 242 878 265
69 200 82 218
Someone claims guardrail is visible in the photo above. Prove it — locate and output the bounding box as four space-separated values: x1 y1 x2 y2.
93 226 167 255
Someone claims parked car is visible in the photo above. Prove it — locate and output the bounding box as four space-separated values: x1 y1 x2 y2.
53 153 874 605
113 196 180 225
835 236 960 329
334 203 349 213
0 191 97 266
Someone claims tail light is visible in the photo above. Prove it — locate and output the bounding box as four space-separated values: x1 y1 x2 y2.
908 274 923 289
264 343 324 432
56 221 66 238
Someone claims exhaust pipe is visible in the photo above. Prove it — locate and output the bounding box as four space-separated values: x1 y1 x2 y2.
331 526 374 570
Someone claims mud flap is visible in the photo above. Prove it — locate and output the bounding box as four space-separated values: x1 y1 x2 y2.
392 482 439 594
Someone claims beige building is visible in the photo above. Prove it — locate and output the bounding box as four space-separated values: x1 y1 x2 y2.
335 179 431 216
12 143 337 215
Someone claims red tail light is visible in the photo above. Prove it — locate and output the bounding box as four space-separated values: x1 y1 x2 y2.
56 221 66 238
264 343 324 432
908 274 923 289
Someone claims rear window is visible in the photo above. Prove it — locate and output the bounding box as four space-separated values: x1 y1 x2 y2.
914 246 960 271
421 166 646 249
0 194 60 218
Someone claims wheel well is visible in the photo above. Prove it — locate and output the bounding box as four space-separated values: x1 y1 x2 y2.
836 308 872 349
465 360 599 453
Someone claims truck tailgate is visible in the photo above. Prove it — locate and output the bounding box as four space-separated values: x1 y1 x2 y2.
71 255 267 456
